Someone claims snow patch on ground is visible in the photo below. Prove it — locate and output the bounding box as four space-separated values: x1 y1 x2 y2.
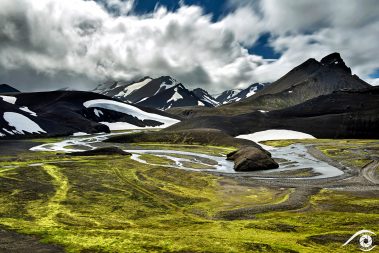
73 132 90 136
100 122 144 130
19 106 37 116
258 110 268 113
83 99 179 128
236 129 315 150
0 95 17 104
3 112 46 134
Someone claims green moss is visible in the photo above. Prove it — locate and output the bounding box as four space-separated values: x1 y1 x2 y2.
0 141 378 252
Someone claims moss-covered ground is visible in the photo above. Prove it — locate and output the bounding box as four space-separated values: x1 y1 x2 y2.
0 140 377 252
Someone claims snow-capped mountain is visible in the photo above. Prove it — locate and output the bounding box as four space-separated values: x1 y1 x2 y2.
214 83 268 104
192 88 219 107
214 89 241 104
94 76 179 103
0 91 179 138
94 76 217 110
136 84 206 110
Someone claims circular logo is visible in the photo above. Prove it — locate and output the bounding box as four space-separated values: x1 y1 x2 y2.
360 234 373 250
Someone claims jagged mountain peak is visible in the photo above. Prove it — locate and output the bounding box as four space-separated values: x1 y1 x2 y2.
320 52 351 73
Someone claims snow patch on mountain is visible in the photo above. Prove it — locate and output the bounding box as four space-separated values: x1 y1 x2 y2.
167 88 183 103
3 112 46 134
19 106 37 116
94 109 103 117
83 99 179 127
0 95 17 104
116 78 153 97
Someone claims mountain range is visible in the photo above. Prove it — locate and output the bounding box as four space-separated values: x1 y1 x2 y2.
93 76 219 110
214 83 268 104
93 76 268 111
167 52 378 138
0 52 378 139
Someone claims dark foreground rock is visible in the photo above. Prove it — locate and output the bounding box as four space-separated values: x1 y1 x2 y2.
68 147 131 156
227 147 279 172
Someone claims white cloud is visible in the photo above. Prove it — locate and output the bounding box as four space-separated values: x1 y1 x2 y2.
0 0 266 92
0 0 378 93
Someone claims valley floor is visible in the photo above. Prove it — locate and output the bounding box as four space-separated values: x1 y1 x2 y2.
0 133 378 252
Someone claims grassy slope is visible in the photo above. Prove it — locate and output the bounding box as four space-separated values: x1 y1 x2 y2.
0 142 377 252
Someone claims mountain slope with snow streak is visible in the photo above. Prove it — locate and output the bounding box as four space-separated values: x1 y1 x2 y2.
83 99 180 129
0 90 180 138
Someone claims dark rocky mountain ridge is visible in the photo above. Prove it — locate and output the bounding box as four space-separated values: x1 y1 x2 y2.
167 87 379 139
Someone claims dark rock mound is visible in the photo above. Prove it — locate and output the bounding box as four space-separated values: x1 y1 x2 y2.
0 84 20 93
68 147 131 156
106 128 266 151
227 147 279 172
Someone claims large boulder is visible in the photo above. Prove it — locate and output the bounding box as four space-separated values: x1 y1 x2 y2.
227 146 279 172
68 147 131 156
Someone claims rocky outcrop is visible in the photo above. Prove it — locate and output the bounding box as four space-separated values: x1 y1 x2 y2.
226 147 279 172
68 147 131 156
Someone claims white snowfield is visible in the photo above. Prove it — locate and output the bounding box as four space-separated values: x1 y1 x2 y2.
73 132 90 136
236 129 315 150
83 99 180 130
3 112 46 134
0 95 17 104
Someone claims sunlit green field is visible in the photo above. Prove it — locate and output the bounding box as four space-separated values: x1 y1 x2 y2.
0 140 378 252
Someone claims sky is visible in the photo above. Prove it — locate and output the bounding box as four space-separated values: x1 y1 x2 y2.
0 0 379 93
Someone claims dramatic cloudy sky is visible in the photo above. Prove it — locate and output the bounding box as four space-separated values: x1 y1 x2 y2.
1 0 379 93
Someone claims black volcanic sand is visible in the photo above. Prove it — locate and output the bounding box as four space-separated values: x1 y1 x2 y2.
0 140 43 156
0 226 64 253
